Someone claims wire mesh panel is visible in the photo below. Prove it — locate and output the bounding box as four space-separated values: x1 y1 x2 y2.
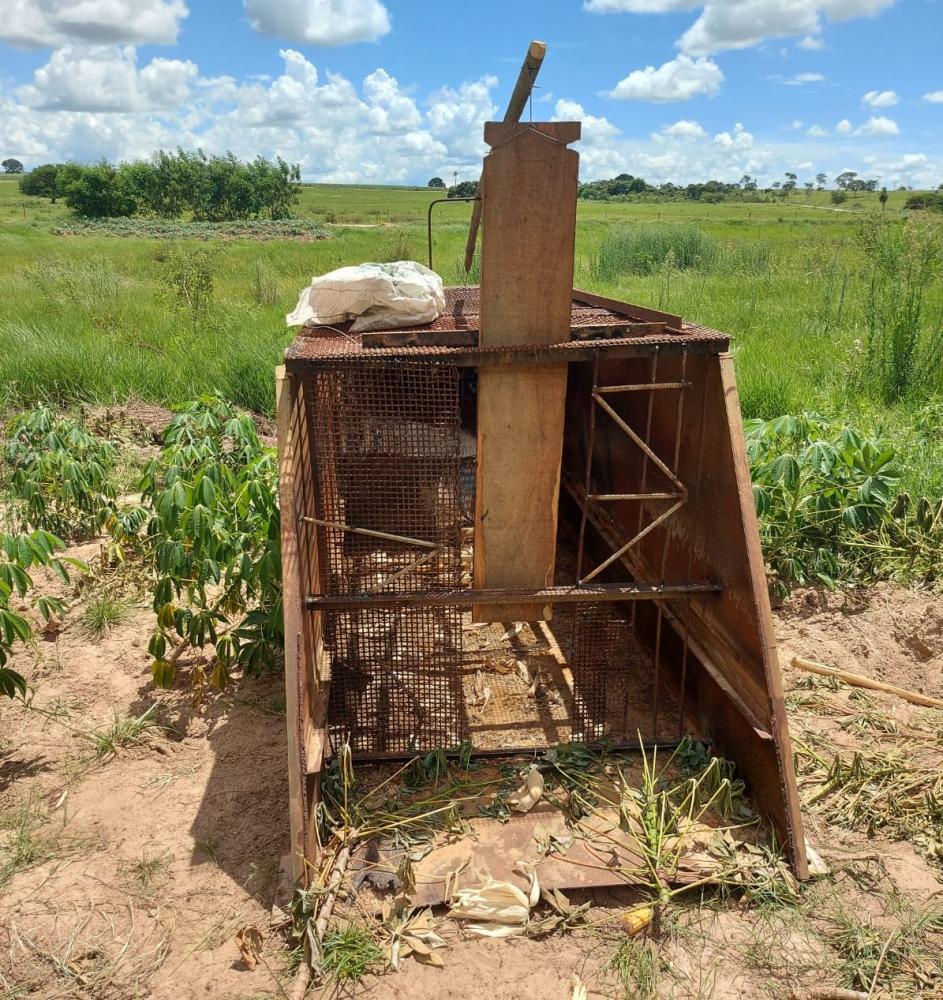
304 361 467 754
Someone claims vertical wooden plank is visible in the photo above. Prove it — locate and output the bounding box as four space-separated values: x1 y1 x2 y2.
473 122 580 622
716 354 808 878
275 366 307 884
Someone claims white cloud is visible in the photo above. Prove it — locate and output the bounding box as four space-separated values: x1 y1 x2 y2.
806 124 828 137
18 45 197 112
426 76 497 160
922 91 943 103
836 118 853 134
783 72 825 86
856 115 899 136
790 119 804 129
243 0 390 46
680 1 820 55
589 0 896 56
607 55 723 102
1 45 936 191
553 99 621 143
659 119 707 140
862 89 898 108
713 122 753 150
1 0 187 48
798 35 825 49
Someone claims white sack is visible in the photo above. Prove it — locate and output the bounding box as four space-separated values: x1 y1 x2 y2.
286 260 445 332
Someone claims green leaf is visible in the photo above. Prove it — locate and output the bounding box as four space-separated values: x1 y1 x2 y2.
0 665 27 699
151 659 176 688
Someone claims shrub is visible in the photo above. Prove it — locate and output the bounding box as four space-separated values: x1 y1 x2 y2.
447 180 478 199
156 245 220 322
591 224 718 279
18 164 61 201
58 161 135 218
53 151 301 221
904 192 943 213
3 406 118 540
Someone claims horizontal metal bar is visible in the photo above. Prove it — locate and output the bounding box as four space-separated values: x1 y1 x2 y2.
596 380 692 393
589 492 683 501
305 580 720 611
329 737 693 765
285 336 728 373
298 515 437 550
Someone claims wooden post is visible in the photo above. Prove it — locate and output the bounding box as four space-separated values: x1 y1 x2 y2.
276 366 332 881
472 121 580 622
275 366 308 883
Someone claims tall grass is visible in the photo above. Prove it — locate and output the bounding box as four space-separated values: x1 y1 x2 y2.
591 223 719 279
860 218 943 403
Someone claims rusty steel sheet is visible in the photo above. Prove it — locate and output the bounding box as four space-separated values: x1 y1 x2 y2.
351 798 717 908
284 287 728 370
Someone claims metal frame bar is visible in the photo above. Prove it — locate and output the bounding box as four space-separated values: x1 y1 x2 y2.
595 381 692 394
329 736 690 764
298 515 438 550
305 580 720 611
577 358 692 587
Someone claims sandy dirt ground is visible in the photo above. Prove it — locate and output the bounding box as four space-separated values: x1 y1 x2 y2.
1 561 941 998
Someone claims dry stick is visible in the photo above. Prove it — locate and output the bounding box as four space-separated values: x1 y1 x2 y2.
791 990 870 1000
289 841 353 1000
463 40 547 272
866 927 897 999
791 656 943 710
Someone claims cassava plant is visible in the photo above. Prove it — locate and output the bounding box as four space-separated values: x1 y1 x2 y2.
3 405 118 540
746 412 913 594
126 395 282 692
0 529 82 697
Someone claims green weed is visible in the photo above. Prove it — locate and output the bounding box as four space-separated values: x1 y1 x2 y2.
82 705 159 759
79 593 129 640
320 923 384 982
606 938 660 1000
0 792 58 888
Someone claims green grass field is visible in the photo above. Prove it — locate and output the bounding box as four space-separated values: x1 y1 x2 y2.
1 176 941 496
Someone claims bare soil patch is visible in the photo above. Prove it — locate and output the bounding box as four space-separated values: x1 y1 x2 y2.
1 575 941 999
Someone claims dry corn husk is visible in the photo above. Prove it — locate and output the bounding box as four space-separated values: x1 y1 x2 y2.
234 925 263 969
507 767 544 813
448 864 540 937
515 659 532 686
382 896 448 970
571 975 588 1000
469 669 492 709
533 821 573 856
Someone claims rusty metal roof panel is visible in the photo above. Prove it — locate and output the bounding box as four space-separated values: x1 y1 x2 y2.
284 286 728 368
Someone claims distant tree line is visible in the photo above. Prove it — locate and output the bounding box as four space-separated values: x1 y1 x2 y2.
17 150 301 220
576 170 902 204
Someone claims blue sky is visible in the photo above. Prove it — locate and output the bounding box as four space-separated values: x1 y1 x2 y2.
1 0 942 188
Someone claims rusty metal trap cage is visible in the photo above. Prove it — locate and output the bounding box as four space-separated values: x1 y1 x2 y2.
277 287 808 880
276 88 806 885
